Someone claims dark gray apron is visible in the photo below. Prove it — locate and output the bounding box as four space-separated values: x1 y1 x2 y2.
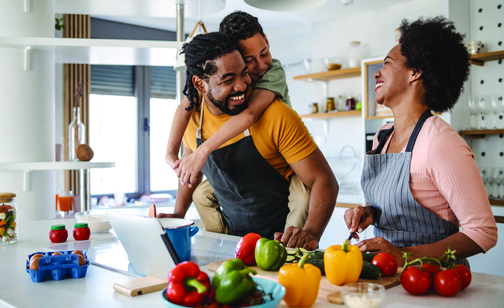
361 109 468 266
195 100 290 239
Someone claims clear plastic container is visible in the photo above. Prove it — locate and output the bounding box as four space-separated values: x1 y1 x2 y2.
349 41 361 68
0 192 17 245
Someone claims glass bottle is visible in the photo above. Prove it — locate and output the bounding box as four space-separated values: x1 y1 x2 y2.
349 41 361 68
0 192 18 245
326 97 336 112
68 106 85 161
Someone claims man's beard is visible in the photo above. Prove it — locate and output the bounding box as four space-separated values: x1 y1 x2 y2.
207 86 249 116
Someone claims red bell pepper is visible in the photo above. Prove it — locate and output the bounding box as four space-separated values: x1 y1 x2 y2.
235 233 261 265
167 261 210 307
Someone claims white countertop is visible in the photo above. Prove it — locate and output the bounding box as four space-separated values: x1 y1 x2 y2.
1 214 504 308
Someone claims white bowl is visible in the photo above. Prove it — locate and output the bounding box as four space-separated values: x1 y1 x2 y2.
341 282 385 308
75 211 112 233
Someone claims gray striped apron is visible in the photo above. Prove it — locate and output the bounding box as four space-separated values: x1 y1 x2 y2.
361 110 468 266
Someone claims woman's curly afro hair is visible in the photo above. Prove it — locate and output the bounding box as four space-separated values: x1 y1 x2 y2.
219 11 264 42
181 32 240 111
399 16 470 113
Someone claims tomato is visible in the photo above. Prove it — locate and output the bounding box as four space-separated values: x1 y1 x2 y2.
420 263 442 279
372 252 398 277
453 265 472 290
73 223 91 241
400 266 431 295
235 233 261 265
433 269 462 296
49 225 68 243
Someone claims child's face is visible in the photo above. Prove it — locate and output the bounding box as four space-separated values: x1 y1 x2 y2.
238 33 273 82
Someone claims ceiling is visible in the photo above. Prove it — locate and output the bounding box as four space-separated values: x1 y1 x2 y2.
58 0 415 39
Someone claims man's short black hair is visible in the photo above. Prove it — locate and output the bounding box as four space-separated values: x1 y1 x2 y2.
398 16 470 113
182 32 240 111
219 11 264 41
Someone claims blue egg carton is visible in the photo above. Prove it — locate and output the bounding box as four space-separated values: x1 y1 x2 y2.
26 250 89 282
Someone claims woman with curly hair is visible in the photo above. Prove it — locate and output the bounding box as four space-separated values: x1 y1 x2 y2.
344 17 497 266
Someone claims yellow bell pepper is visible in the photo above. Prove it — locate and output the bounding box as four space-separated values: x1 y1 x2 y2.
278 253 321 307
324 239 363 286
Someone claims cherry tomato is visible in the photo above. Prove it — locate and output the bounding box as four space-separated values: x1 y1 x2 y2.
400 266 431 295
235 233 261 265
453 265 472 290
49 225 68 243
433 269 462 296
372 252 398 277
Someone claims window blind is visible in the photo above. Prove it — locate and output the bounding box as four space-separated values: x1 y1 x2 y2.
151 66 177 99
90 65 135 96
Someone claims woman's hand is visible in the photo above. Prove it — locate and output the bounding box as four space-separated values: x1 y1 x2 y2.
355 237 406 266
175 147 208 187
344 203 375 237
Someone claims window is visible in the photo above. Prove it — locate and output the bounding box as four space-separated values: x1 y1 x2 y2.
89 65 178 199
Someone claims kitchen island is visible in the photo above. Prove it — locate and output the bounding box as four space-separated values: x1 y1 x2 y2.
1 216 503 308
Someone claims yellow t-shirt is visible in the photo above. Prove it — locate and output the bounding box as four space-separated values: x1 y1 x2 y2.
182 99 318 181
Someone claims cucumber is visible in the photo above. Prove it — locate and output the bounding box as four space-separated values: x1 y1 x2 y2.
305 258 325 275
359 261 381 280
362 252 378 263
286 255 296 262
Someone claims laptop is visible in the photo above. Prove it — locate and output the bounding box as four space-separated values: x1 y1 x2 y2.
106 211 180 280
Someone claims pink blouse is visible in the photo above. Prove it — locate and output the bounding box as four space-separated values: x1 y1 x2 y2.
373 116 497 252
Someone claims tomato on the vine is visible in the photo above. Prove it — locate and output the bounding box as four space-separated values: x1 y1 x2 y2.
372 252 398 277
400 266 431 295
420 263 442 279
433 269 462 296
453 265 472 290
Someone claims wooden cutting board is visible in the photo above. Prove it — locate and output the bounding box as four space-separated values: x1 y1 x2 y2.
208 259 400 305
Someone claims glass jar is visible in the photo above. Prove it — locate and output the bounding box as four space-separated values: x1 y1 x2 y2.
0 192 18 245
349 41 361 68
312 102 319 114
68 106 85 161
326 97 336 113
346 97 357 111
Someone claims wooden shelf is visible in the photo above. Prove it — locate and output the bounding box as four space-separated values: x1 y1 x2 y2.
490 199 504 206
300 110 361 119
365 115 394 120
0 37 182 66
459 129 504 139
293 67 361 82
469 50 504 66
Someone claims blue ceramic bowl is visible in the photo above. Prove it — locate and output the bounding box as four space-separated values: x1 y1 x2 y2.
161 276 285 308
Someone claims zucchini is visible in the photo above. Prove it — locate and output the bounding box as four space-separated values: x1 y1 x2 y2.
286 255 296 262
362 252 378 263
305 258 325 275
286 250 297 255
359 261 381 280
310 251 325 260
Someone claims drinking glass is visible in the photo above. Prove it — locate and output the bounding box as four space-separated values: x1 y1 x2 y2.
496 93 504 129
494 168 504 199
478 95 490 129
490 95 500 128
468 96 478 129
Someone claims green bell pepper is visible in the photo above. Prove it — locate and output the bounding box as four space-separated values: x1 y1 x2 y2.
254 238 287 271
211 258 257 304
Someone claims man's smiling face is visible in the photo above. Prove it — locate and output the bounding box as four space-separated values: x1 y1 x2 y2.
202 50 252 116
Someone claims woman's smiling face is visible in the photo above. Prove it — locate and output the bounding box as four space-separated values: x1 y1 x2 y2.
374 45 414 107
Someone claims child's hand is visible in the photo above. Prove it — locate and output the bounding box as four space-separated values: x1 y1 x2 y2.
175 148 208 188
165 153 179 168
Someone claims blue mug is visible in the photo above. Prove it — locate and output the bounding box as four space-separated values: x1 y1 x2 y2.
159 218 199 262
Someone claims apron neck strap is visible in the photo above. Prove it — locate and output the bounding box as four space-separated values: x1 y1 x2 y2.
405 109 433 152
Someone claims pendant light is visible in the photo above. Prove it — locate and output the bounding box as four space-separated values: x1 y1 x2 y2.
173 0 208 72
244 0 327 11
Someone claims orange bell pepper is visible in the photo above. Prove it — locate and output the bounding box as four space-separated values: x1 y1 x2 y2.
324 239 363 286
278 253 321 307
